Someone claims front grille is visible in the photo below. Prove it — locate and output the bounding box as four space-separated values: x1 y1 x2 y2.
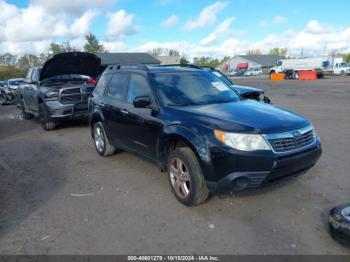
59 86 95 104
268 129 316 153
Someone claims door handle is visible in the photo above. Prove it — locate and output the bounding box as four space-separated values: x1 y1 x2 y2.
120 109 129 114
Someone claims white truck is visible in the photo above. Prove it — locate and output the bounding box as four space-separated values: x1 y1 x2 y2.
269 56 345 78
333 62 350 75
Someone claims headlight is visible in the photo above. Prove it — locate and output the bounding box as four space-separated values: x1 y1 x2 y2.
45 91 58 99
214 130 271 151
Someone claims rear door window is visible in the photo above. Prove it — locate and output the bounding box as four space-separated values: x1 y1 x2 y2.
107 73 129 101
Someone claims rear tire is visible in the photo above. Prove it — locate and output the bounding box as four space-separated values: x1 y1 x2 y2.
167 147 209 206
39 104 56 131
93 122 116 157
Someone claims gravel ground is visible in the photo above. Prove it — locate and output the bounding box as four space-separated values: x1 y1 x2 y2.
0 76 349 255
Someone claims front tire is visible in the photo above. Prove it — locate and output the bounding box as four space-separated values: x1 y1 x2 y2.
93 122 116 157
167 147 209 206
39 104 56 131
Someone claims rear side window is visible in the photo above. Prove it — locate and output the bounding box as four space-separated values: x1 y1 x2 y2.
93 74 111 96
107 73 129 100
127 74 152 104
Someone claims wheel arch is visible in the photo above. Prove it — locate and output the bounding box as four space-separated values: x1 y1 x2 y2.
89 109 105 138
159 125 209 172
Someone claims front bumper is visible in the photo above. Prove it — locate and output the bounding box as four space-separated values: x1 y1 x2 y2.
207 141 322 192
45 100 89 119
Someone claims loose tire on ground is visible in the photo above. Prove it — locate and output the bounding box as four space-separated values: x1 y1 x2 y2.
93 121 116 157
39 104 56 131
329 204 350 247
167 147 209 206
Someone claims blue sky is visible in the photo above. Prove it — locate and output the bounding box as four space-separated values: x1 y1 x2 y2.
2 0 350 57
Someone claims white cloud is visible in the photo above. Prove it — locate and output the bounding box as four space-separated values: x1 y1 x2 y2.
200 17 235 46
1 5 96 42
162 15 179 27
258 20 268 28
1 0 350 63
184 1 229 31
305 20 334 34
106 10 139 40
273 16 287 24
0 0 19 22
0 40 52 55
134 20 350 59
103 41 128 52
69 10 97 36
0 0 100 54
30 0 113 14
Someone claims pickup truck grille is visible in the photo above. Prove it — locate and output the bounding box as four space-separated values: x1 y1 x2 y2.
267 128 316 153
59 86 95 104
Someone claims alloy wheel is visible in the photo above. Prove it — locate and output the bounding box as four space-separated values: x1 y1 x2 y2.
169 157 191 199
94 126 105 153
342 206 350 221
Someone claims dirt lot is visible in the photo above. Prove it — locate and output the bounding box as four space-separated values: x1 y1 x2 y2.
0 76 350 255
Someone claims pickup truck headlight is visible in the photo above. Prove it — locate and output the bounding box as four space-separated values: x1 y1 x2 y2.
45 91 58 99
214 130 271 151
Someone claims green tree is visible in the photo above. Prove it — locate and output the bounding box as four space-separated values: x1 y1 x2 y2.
49 41 79 56
269 48 287 57
247 49 262 55
84 33 106 54
150 48 163 57
220 56 231 64
180 55 189 65
16 54 48 71
344 53 350 63
168 49 180 57
0 66 26 80
193 57 221 68
0 53 17 66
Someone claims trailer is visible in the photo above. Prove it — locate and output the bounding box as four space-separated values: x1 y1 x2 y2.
269 56 344 78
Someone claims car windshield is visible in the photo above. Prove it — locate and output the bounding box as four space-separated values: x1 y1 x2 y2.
152 71 239 106
209 70 233 86
42 74 87 85
9 80 23 85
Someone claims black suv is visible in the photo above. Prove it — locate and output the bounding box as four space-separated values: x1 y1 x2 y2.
89 64 322 206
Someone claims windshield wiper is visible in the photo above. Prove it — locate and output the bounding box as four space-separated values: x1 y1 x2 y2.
212 99 234 104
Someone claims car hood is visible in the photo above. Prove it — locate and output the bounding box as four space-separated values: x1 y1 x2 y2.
172 100 310 134
40 52 101 81
232 85 264 95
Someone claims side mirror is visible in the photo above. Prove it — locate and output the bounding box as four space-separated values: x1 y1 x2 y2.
263 96 271 104
133 96 152 108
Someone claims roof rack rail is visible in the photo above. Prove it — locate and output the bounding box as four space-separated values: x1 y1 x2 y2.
157 64 203 69
107 64 149 71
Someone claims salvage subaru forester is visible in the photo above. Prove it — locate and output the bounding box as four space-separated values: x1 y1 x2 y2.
89 64 322 206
